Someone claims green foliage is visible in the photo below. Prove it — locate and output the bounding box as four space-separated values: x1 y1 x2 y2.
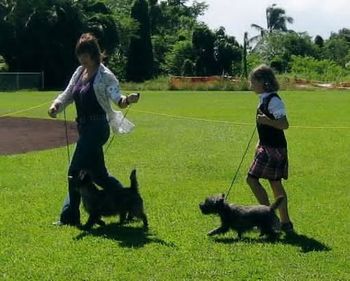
2 1 350 87
0 55 8 71
250 3 293 45
246 52 264 73
152 34 175 75
266 3 293 32
1 91 350 280
107 50 127 80
314 35 324 48
181 58 194 76
290 55 349 82
322 37 350 67
192 23 217 75
214 27 242 75
165 40 194 75
254 32 318 72
104 0 138 58
151 0 208 76
0 0 118 88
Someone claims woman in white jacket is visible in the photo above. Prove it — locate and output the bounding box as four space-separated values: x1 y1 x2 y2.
48 33 139 226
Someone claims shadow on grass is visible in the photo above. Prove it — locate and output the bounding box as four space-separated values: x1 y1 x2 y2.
213 232 331 253
74 223 176 249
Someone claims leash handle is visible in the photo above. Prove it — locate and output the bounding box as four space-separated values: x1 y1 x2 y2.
225 126 256 200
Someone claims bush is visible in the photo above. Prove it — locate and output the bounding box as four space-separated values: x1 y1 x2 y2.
0 55 8 72
290 55 349 82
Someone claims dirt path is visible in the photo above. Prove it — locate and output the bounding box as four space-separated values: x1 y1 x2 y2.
0 117 78 155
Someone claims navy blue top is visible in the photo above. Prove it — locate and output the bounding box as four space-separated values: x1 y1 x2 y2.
73 72 105 118
257 93 287 148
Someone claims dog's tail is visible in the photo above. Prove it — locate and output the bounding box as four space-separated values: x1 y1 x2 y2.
130 169 139 191
269 196 284 211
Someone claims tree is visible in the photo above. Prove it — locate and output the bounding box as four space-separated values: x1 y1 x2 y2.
322 37 350 67
314 35 324 48
192 23 217 75
182 59 194 76
265 4 293 32
213 27 241 75
242 32 248 78
254 31 317 72
0 0 118 88
150 0 207 76
125 0 153 81
250 4 293 46
165 40 194 75
330 28 350 43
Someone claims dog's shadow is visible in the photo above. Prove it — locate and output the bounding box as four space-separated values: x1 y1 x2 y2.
213 232 331 253
74 223 176 249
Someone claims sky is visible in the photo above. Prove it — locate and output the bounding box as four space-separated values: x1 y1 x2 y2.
191 0 349 44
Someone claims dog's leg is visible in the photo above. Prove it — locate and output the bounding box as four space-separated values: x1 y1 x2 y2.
81 216 96 230
259 225 279 240
96 219 106 227
208 225 229 236
139 213 148 230
82 214 100 230
126 213 134 222
118 212 127 225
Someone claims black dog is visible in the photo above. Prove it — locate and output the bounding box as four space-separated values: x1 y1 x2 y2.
76 169 148 230
199 194 283 239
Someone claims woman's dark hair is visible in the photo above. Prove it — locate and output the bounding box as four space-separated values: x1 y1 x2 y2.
75 33 102 65
249 64 279 92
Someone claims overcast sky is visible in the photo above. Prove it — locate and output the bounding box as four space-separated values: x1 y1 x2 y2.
192 0 349 43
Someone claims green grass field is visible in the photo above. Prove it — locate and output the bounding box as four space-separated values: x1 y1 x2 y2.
0 90 349 280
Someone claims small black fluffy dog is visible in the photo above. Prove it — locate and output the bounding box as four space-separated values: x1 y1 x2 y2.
199 194 283 239
75 169 148 230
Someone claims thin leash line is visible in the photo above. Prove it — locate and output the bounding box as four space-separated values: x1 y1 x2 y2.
290 125 350 129
63 108 71 166
104 105 132 154
129 109 350 130
131 109 252 126
61 105 131 164
224 126 257 200
0 101 50 118
1 102 348 130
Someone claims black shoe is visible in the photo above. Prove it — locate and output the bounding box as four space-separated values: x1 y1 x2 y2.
55 209 81 226
281 222 294 233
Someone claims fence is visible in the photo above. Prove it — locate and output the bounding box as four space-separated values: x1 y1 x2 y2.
0 72 44 91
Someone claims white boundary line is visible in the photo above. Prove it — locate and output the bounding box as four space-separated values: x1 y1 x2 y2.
131 109 350 130
1 104 349 130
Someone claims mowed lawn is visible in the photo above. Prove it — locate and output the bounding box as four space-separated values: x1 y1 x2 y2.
0 90 349 281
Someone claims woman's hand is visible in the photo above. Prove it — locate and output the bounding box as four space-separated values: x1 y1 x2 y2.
48 103 61 118
126 93 140 104
118 93 140 108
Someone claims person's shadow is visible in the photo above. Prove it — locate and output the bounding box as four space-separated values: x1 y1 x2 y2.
281 232 331 253
74 223 176 249
213 232 331 253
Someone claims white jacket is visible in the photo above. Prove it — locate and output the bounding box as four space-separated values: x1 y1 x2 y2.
53 64 134 134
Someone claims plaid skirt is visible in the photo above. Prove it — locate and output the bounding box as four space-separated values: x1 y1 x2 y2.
248 145 288 180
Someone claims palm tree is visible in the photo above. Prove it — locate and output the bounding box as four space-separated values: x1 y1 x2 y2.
250 4 293 45
242 32 248 78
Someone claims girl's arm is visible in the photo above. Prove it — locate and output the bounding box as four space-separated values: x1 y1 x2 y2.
257 114 289 130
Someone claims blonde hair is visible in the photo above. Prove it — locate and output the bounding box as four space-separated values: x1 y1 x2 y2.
249 64 279 92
